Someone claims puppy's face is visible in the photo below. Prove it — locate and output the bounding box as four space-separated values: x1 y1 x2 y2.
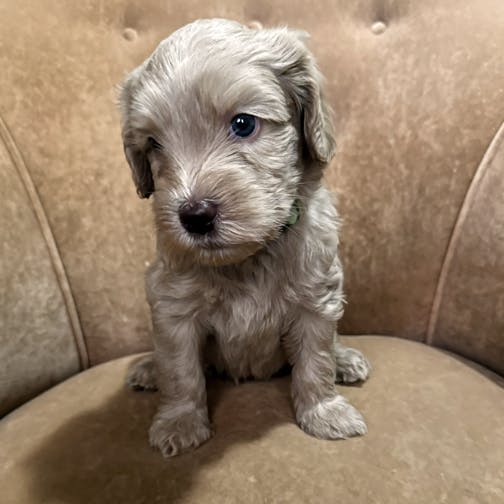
120 19 335 266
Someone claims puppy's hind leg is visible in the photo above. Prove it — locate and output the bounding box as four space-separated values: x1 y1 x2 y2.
126 353 158 391
334 338 371 384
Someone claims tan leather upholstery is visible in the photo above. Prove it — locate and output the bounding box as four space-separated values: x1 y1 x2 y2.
1 337 503 503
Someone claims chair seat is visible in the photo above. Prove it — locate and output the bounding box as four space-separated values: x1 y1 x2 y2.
1 336 503 504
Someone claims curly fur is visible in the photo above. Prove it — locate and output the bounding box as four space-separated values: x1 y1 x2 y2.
120 18 371 458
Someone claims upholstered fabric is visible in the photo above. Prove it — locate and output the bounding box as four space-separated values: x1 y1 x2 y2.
0 117 82 416
1 2 503 501
1 0 504 417
1 336 503 504
1 0 504 377
428 122 504 375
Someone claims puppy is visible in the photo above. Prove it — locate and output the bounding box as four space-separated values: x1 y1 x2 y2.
120 19 371 458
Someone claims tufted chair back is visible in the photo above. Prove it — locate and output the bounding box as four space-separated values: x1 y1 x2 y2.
1 0 503 415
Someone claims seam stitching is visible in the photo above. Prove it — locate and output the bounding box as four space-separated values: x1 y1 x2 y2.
0 114 90 368
426 121 504 345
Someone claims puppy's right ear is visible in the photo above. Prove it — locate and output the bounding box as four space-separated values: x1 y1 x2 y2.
122 138 154 199
119 68 154 199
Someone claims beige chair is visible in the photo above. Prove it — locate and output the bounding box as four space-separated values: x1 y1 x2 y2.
1 1 503 502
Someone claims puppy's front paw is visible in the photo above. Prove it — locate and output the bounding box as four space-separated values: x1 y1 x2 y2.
297 395 367 439
335 347 371 384
126 354 158 391
149 408 212 457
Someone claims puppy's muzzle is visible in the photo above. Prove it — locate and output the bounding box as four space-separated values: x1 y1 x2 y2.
178 200 218 235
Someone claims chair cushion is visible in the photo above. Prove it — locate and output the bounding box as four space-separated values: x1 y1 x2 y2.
1 336 503 503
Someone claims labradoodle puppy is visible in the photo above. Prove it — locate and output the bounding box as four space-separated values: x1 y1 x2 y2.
120 18 371 458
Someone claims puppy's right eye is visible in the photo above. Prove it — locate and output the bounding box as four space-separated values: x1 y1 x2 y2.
147 136 162 151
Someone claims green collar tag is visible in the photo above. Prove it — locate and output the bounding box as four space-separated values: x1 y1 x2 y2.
282 199 301 232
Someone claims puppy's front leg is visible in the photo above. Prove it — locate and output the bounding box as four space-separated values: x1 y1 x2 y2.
286 310 367 439
149 313 211 457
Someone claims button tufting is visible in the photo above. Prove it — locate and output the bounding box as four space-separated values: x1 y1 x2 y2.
371 21 387 35
122 28 138 41
248 20 263 30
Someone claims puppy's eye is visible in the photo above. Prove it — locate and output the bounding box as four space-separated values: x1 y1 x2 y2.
147 136 162 150
230 114 257 138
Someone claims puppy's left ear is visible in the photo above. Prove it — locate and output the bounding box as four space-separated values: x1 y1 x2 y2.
263 29 336 164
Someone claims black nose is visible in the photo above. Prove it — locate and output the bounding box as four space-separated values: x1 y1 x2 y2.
178 200 218 235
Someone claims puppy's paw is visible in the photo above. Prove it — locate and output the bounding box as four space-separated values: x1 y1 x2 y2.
126 354 157 391
149 408 212 457
335 347 371 384
297 395 367 439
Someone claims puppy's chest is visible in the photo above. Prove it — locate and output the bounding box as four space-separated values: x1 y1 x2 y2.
203 274 287 339
200 273 289 379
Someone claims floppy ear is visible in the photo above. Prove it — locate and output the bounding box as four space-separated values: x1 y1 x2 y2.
122 141 154 199
119 69 155 199
262 29 336 164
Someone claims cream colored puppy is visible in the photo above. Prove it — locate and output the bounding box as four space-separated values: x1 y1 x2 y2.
120 18 371 458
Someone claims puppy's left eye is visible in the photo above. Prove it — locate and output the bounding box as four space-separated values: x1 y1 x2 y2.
230 114 257 138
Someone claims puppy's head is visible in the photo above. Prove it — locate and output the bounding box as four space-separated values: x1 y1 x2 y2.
120 19 335 266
